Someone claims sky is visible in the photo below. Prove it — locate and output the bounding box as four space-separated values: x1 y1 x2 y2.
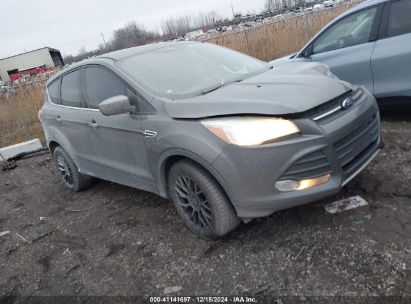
1 0 267 58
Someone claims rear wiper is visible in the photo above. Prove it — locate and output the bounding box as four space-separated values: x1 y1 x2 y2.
200 79 243 95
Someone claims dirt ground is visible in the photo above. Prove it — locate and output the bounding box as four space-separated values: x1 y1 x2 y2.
0 107 410 302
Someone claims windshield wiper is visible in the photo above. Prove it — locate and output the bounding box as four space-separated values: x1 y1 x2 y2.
200 78 243 95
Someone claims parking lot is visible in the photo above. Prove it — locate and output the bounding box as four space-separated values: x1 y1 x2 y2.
0 107 410 299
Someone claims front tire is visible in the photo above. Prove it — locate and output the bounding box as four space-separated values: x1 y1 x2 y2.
168 160 240 240
53 146 91 192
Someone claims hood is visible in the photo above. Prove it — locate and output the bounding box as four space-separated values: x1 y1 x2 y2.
165 62 353 119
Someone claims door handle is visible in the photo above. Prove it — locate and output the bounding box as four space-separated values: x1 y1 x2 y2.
56 115 62 122
87 120 99 129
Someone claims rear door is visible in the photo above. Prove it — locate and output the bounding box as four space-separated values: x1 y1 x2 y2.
83 65 156 192
56 68 96 173
303 5 382 93
371 0 411 100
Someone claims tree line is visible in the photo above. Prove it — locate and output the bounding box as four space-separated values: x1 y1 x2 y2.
63 0 308 65
63 11 220 65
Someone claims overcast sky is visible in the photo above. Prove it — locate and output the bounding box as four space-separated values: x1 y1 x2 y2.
1 0 267 58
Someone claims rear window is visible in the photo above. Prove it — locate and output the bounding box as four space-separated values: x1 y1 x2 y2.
47 79 60 104
387 0 411 37
61 69 83 108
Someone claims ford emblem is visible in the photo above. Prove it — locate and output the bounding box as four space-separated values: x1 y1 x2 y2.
341 98 354 110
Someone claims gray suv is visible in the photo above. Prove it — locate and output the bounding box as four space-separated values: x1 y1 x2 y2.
275 0 411 104
39 42 381 240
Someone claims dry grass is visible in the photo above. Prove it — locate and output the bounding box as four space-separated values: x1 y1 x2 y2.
204 3 356 61
0 82 46 149
0 3 357 149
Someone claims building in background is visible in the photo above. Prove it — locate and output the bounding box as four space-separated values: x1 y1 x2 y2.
0 47 64 82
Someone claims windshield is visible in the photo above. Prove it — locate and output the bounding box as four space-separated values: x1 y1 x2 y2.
117 43 270 99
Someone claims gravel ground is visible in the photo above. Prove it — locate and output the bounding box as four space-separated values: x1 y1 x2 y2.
0 107 410 302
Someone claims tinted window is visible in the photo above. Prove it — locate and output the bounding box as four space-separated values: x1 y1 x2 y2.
85 67 128 108
313 7 377 54
47 79 60 104
387 0 411 37
61 70 83 107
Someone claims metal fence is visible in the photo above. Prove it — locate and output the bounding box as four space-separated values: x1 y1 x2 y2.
202 1 361 61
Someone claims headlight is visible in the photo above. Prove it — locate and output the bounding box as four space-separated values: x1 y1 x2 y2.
200 116 300 146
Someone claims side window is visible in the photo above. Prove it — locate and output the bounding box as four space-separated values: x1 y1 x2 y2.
84 66 128 109
61 70 83 108
312 7 378 54
47 79 60 104
387 0 411 37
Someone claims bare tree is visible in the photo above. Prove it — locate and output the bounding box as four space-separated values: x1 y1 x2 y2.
161 16 191 37
264 0 284 12
161 11 220 37
64 11 220 64
78 46 87 57
109 21 156 50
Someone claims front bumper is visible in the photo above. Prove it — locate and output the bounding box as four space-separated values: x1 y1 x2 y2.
212 90 381 219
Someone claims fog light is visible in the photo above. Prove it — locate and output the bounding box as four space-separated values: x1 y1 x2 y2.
275 173 331 192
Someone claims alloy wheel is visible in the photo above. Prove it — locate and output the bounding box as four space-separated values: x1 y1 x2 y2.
56 154 74 188
174 176 213 229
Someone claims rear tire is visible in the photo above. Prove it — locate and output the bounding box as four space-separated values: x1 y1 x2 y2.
53 146 91 192
168 159 240 240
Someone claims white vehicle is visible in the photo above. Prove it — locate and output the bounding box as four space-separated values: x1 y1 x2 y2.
313 3 325 11
323 0 335 7
186 30 204 40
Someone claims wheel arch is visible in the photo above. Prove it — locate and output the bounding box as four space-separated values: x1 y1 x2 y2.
48 140 60 154
156 150 236 209
46 135 80 171
45 127 77 159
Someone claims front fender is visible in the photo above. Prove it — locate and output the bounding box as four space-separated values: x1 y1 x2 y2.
155 148 235 204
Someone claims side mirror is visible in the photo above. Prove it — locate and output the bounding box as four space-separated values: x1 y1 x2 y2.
98 95 136 116
301 46 313 58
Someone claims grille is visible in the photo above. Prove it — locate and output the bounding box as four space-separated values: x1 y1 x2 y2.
280 149 331 180
334 113 379 179
303 88 364 122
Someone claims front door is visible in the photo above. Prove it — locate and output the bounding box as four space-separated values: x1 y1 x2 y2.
83 65 156 192
304 5 381 93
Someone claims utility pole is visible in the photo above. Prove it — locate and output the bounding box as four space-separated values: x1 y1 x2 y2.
231 3 235 18
101 32 107 46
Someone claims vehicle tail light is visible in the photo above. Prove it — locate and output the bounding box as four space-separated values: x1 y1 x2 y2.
38 107 44 121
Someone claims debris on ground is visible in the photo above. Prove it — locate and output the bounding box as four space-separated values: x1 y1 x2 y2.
0 110 410 297
0 138 43 160
0 231 10 238
163 286 182 294
1 160 17 171
247 283 270 296
15 232 31 243
65 208 81 212
324 195 368 214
